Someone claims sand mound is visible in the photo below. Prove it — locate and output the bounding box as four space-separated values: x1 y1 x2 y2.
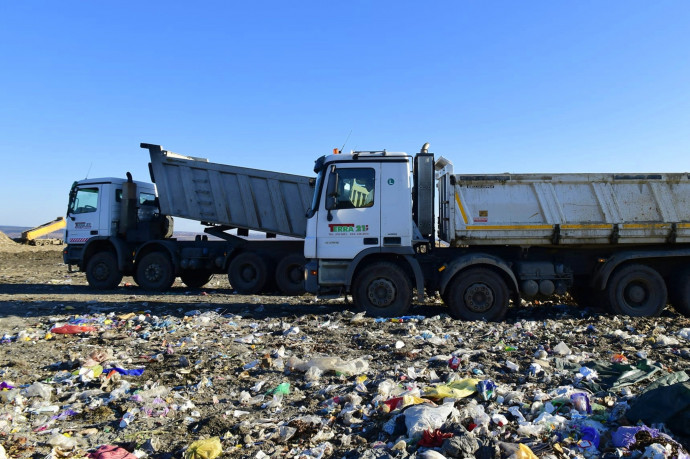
0 231 19 247
0 231 61 253
0 231 24 253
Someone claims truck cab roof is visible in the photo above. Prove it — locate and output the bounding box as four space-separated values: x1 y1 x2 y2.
74 177 156 191
324 150 411 165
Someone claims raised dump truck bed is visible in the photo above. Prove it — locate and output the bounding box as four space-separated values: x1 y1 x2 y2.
21 217 66 244
143 143 313 239
436 161 690 246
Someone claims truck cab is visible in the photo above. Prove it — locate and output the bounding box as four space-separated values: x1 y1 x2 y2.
65 178 159 243
63 176 171 289
304 149 431 316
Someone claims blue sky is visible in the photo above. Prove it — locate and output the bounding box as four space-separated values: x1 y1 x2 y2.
2 1 689 231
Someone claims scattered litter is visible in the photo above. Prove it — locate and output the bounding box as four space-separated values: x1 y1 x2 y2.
0 276 688 458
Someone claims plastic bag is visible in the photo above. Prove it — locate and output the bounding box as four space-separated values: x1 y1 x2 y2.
88 445 137 459
288 355 369 376
515 444 538 459
184 437 222 459
423 378 479 400
25 382 52 400
404 402 459 437
51 324 97 334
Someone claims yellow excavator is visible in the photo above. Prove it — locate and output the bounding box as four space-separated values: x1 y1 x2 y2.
21 217 66 245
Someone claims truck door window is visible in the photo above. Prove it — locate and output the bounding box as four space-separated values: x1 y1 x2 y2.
69 188 99 214
330 168 375 209
138 192 158 221
139 193 157 207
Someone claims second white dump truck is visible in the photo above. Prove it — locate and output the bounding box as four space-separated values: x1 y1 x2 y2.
304 143 690 319
63 144 313 295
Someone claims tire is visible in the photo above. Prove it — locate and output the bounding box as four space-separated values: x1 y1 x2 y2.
228 252 268 294
180 271 213 289
445 268 509 321
275 254 306 295
606 264 667 317
669 269 690 317
352 262 412 318
136 251 175 291
86 252 123 290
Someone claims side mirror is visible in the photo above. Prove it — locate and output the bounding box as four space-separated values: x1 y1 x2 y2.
67 185 77 219
325 167 338 197
325 195 337 211
324 167 338 215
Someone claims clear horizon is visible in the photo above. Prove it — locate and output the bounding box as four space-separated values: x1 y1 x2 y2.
2 1 689 231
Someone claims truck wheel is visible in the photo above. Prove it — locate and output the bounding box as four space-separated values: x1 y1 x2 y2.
275 254 306 295
86 252 123 290
352 262 412 318
228 252 268 294
137 252 175 291
446 268 509 321
181 271 213 289
669 269 690 317
607 264 667 317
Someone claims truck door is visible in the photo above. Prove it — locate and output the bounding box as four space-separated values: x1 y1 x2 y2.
66 184 106 244
379 161 413 248
316 164 381 259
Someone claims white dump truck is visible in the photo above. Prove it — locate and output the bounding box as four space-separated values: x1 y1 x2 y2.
304 143 690 319
63 144 313 294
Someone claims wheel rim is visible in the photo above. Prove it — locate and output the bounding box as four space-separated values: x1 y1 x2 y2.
464 282 494 313
94 262 110 281
287 265 302 283
367 278 396 307
623 281 648 307
144 263 162 282
288 266 304 284
240 264 257 282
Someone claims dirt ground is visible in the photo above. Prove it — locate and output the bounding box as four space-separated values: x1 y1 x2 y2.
0 242 689 458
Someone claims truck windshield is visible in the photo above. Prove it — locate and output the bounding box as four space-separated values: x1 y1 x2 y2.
306 169 325 218
68 187 99 214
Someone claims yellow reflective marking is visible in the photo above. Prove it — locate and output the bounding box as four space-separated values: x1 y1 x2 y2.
561 224 612 230
466 224 553 230
455 192 468 224
622 223 671 229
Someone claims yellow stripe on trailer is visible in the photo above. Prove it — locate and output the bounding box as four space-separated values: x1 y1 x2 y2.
466 224 553 231
455 192 469 225
622 223 671 229
561 224 613 230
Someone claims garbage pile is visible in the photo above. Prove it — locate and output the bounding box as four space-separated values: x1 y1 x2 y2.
1 302 689 458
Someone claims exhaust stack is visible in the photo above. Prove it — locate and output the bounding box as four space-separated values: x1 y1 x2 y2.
119 172 138 236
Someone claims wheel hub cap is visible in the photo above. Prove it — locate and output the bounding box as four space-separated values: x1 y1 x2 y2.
288 266 302 283
625 283 647 305
464 283 494 312
145 264 161 281
240 265 256 282
94 263 109 281
368 278 396 307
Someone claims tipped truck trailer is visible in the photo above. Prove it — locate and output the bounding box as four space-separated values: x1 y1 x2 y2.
21 217 66 245
63 143 313 294
304 143 690 319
